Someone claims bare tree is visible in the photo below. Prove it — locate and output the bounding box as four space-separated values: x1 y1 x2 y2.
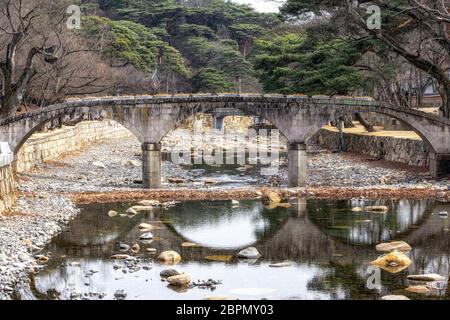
0 0 135 117
344 0 450 117
0 0 67 118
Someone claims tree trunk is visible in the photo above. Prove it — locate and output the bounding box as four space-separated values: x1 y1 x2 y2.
0 92 21 118
342 115 355 128
237 76 242 93
331 115 355 129
439 84 450 118
338 118 345 151
354 113 378 132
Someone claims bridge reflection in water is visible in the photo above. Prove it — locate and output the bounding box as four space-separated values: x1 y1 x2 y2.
25 198 450 300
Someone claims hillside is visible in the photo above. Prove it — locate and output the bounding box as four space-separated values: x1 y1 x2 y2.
79 0 282 94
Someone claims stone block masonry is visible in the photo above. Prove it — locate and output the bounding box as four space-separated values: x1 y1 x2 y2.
311 127 429 167
1 121 131 214
0 164 16 214
16 121 133 173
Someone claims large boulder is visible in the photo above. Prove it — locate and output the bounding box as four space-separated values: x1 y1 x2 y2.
375 241 412 252
160 269 183 278
261 192 291 209
167 274 191 287
262 192 281 206
158 251 182 264
370 250 411 273
405 285 429 294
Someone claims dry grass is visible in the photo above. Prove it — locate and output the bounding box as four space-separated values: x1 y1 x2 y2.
64 187 449 205
323 124 422 140
1 210 35 218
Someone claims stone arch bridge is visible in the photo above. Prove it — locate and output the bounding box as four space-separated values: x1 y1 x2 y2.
1 94 449 188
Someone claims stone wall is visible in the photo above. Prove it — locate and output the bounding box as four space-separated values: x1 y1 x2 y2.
16 121 133 173
0 164 16 214
311 128 429 167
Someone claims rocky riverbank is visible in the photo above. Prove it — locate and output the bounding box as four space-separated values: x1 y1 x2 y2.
1 130 449 298
0 195 79 299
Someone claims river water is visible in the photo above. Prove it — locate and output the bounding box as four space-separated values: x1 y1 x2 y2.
24 198 449 300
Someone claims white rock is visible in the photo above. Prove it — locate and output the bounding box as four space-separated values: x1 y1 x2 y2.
139 232 153 240
237 247 261 259
375 241 412 252
381 295 410 300
107 210 118 217
138 200 160 206
407 274 445 282
122 160 140 167
167 274 191 287
269 262 292 268
126 207 138 215
92 161 106 169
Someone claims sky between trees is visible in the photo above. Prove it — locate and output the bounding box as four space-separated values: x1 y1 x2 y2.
233 0 281 13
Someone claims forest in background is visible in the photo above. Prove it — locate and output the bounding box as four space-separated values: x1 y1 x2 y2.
0 0 448 118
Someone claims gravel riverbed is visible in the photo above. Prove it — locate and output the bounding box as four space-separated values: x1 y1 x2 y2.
17 132 449 192
1 131 449 299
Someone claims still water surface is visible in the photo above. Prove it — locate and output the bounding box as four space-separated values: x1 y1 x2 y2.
28 199 450 300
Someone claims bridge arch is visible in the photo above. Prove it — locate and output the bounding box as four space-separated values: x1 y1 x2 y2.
14 113 143 158
0 103 146 157
305 107 439 155
141 101 292 144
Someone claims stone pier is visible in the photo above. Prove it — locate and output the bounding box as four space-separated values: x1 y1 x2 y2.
288 143 307 188
142 143 162 188
289 198 307 217
213 116 225 131
429 153 450 178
